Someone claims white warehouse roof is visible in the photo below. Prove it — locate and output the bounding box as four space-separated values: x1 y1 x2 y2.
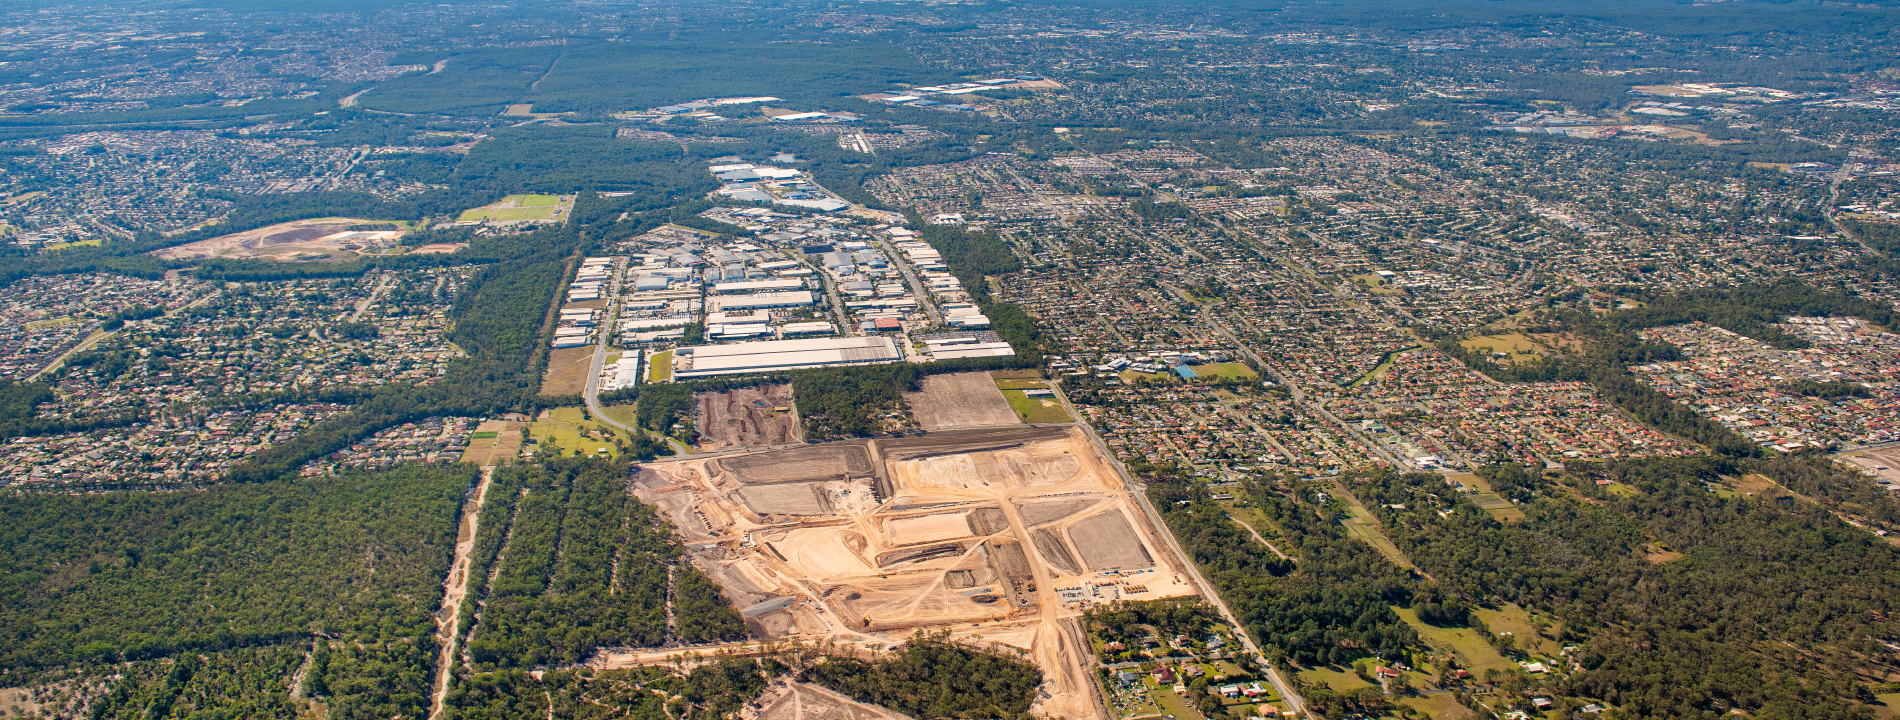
676 336 900 378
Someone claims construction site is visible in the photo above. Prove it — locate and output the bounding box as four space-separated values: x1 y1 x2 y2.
628 426 1201 719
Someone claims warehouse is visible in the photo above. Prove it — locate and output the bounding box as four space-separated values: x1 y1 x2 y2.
673 336 902 378
713 279 805 294
712 291 816 311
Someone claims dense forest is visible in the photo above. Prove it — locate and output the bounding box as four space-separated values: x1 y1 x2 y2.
463 459 678 669
0 464 474 718
1358 459 1900 719
1146 471 1421 667
800 635 1044 720
446 659 774 720
453 457 742 676
791 363 924 438
363 38 952 117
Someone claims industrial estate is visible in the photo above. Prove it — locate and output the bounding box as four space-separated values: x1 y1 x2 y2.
2 1 1900 720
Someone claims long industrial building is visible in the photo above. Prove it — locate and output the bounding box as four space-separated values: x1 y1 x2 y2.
672 336 902 378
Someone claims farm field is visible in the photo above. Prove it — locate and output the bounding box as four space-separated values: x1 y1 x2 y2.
623 426 1200 719
459 418 526 465
905 371 1019 430
1447 473 1525 521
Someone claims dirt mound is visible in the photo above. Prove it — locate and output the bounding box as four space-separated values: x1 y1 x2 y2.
1033 528 1080 575
1017 498 1097 527
697 384 800 451
967 507 1010 535
720 444 873 484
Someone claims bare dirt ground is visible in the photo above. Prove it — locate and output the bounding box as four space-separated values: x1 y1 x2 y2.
1840 447 1900 486
0 687 43 718
151 218 404 262
538 347 595 396
750 681 915 720
618 426 1199 720
903 372 1020 430
698 384 802 451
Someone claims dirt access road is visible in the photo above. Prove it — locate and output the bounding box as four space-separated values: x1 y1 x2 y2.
427 467 496 720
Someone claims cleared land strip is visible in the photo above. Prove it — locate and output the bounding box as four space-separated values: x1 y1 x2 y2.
427 466 496 720
1227 513 1294 562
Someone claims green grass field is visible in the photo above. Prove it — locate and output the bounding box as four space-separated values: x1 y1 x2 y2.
647 350 673 382
1335 496 1415 570
1449 473 1526 521
1349 272 1407 296
1002 388 1074 423
1400 692 1476 719
1145 678 1207 720
526 406 631 458
1604 483 1641 498
457 194 565 222
1458 332 1546 368
995 378 1048 390
1298 667 1375 693
1392 607 1517 676
1192 362 1257 380
1473 603 1563 657
598 403 639 429
1876 692 1900 720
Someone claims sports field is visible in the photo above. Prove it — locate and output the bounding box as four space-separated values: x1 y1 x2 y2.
1191 362 1257 380
457 194 571 222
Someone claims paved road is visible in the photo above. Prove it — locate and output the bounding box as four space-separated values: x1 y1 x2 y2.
873 236 942 325
30 292 215 383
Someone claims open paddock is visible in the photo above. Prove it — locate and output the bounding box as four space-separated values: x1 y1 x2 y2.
904 371 1020 430
537 346 595 396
